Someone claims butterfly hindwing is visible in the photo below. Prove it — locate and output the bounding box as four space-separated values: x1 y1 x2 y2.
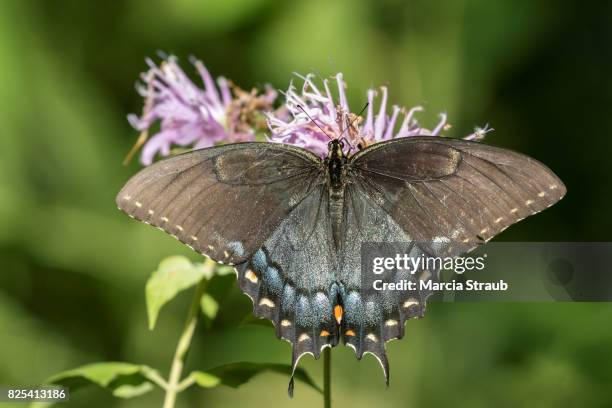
337 184 437 383
235 184 340 394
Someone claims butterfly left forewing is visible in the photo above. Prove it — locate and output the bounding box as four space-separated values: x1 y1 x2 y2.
116 142 321 265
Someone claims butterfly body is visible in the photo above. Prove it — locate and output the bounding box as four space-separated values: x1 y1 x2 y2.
325 139 349 250
117 136 565 391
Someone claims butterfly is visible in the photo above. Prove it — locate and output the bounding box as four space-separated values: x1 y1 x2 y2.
116 136 565 393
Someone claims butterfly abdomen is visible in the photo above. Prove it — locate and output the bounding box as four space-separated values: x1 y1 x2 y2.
326 141 348 250
329 187 345 250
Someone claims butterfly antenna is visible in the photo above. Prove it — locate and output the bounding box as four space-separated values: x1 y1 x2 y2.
297 105 333 140
354 102 370 123
338 102 369 149
339 102 369 138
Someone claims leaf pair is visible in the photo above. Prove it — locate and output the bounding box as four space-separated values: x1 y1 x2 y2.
34 361 321 407
31 363 158 407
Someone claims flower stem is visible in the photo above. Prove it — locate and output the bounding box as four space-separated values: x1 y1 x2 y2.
162 278 206 408
323 347 331 408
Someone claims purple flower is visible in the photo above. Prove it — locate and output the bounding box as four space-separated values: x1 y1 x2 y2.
128 60 491 165
266 73 493 156
129 56 277 165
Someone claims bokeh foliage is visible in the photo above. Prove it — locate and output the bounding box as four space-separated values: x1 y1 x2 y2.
0 0 611 407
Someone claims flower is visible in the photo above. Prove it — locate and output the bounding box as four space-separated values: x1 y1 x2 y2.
128 58 492 165
128 55 277 165
266 73 492 156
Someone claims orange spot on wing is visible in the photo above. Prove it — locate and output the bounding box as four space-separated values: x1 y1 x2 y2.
334 305 343 324
245 270 258 283
345 329 355 337
320 330 330 337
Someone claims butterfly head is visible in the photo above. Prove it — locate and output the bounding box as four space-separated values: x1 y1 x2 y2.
328 139 345 160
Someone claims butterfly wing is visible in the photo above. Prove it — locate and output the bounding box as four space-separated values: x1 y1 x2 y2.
116 142 322 265
349 136 566 256
340 136 566 379
116 142 339 394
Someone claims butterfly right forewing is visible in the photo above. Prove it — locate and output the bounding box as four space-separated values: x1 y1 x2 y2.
349 137 566 257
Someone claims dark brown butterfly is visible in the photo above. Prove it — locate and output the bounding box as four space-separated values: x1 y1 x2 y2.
116 137 565 394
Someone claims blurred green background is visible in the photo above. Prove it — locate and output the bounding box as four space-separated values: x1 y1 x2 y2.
1 0 611 407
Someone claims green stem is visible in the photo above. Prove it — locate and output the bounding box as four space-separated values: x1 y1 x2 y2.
162 278 207 408
323 347 331 408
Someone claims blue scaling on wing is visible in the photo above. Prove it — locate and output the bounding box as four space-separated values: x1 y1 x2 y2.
336 182 438 384
234 184 339 396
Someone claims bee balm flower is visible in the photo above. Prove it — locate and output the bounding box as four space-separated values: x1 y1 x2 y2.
266 73 492 156
129 56 276 165
128 60 491 165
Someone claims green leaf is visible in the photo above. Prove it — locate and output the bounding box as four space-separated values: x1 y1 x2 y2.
200 293 219 320
41 362 162 404
215 264 236 276
187 362 322 393
191 371 221 388
112 382 154 398
146 256 214 330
